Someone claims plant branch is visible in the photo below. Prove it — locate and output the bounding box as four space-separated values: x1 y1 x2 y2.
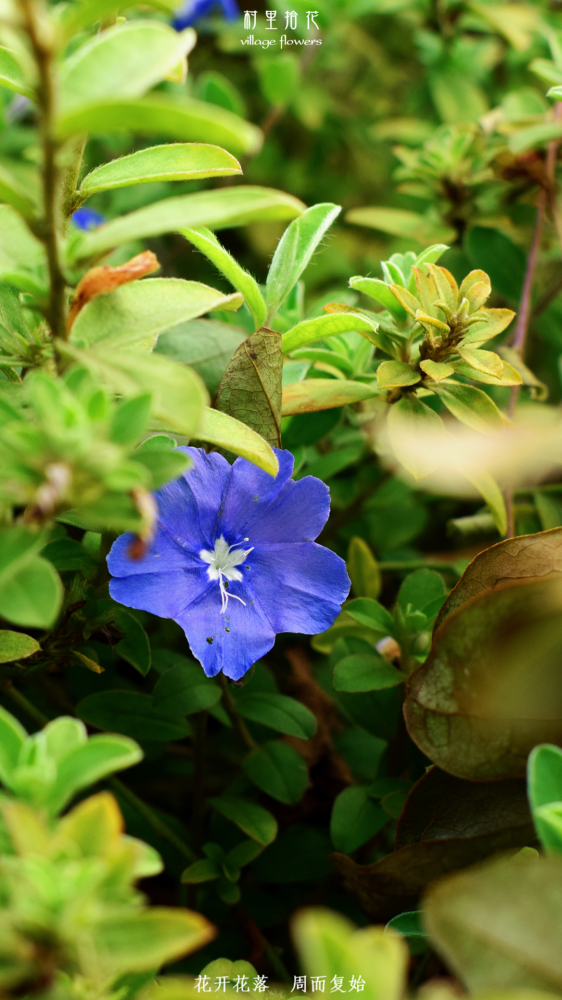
218 675 257 751
20 0 68 341
110 777 198 864
504 115 561 535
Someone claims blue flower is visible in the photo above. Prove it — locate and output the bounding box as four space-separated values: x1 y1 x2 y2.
72 207 106 231
172 0 239 30
107 448 350 680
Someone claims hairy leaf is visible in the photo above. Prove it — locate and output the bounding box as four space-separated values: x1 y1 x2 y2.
80 144 241 196
70 187 304 261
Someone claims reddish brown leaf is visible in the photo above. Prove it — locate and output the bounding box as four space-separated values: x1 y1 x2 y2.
67 250 160 332
405 529 562 779
331 767 534 921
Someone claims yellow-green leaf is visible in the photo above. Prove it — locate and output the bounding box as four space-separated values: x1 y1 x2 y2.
197 408 278 476
282 378 378 416
420 360 455 382
376 361 420 390
80 144 241 197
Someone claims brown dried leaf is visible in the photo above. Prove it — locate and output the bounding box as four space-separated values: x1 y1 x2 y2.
67 250 160 332
214 330 282 448
405 529 562 779
331 767 534 921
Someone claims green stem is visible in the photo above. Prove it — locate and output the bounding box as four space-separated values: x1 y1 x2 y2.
218 675 257 751
2 682 50 726
20 0 68 341
110 777 198 864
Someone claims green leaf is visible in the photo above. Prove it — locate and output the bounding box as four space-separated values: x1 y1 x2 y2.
0 46 33 99
95 908 213 976
0 556 63 629
0 630 40 664
70 278 243 353
462 468 507 536
152 663 221 715
528 744 562 854
430 381 503 434
58 342 208 438
387 394 446 480
282 378 377 415
429 68 488 123
210 796 278 845
265 203 341 324
420 359 455 382
76 691 191 742
457 348 503 380
214 330 283 448
57 94 263 157
114 609 151 677
156 319 247 396
386 911 426 939
465 228 525 303
405 529 562 779
243 741 308 805
181 859 221 883
257 52 299 107
330 786 388 852
42 538 97 573
292 909 407 1000
80 143 241 197
0 163 37 219
423 853 562 993
0 205 45 276
397 569 446 619
69 186 304 262
377 361 420 390
282 312 378 353
47 733 143 815
0 526 47 587
59 22 195 115
333 654 405 692
347 538 382 601
0 705 27 787
235 693 317 739
180 228 266 332
345 598 395 635
349 276 408 320
197 407 278 476
346 206 455 246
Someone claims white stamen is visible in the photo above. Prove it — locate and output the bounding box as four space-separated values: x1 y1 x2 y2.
199 535 254 613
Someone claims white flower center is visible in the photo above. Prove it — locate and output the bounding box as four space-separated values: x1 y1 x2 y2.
199 535 254 613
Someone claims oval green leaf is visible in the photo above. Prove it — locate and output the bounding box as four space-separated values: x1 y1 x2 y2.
80 144 241 197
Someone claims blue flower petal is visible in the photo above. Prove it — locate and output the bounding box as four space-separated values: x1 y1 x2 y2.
157 448 231 551
110 565 208 619
72 207 105 231
218 448 295 538
176 584 276 680
249 542 350 633
107 527 195 577
107 447 350 679
219 0 239 18
240 475 331 544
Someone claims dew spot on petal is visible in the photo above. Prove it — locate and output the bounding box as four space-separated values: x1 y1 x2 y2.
225 627 230 632
206 636 214 645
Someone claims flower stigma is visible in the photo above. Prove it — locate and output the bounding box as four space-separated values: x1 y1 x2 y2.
199 535 253 613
